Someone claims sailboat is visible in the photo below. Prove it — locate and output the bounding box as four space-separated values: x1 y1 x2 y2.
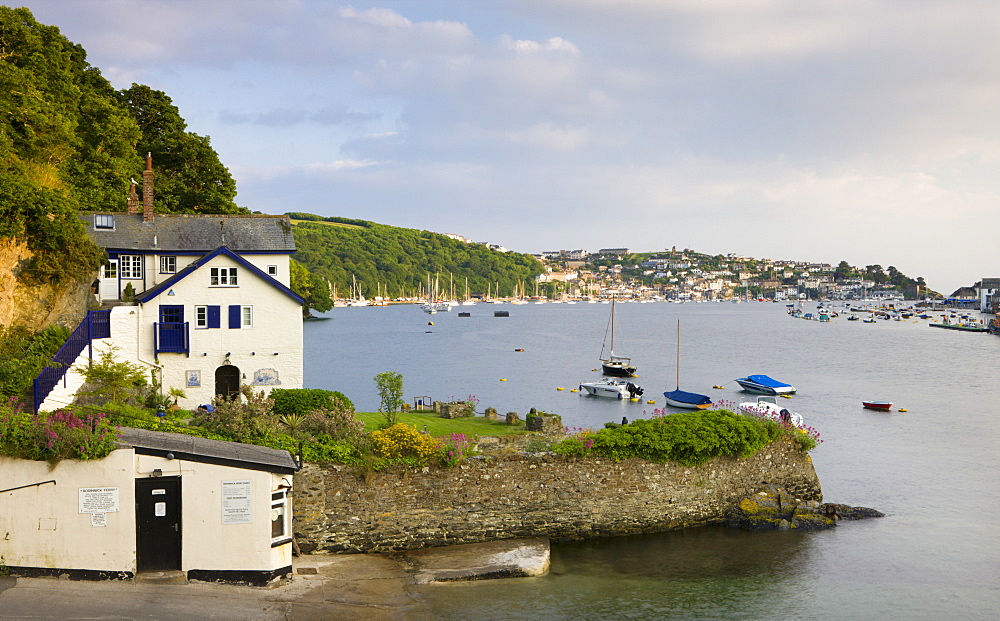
663 319 713 409
600 296 637 377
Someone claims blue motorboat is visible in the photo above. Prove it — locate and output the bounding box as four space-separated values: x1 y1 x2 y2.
735 374 796 396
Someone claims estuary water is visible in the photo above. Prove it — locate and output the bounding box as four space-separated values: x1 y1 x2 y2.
304 301 1000 620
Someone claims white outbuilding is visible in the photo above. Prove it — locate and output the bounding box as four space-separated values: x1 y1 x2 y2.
0 428 299 585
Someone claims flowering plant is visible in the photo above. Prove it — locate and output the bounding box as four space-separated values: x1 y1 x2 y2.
0 404 120 462
437 432 475 467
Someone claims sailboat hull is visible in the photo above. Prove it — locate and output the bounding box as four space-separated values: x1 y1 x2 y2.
663 389 713 409
602 362 636 377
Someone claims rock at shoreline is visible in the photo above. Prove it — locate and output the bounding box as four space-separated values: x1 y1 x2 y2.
396 538 550 584
726 489 885 531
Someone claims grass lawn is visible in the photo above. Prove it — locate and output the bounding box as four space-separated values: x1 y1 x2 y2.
355 411 528 437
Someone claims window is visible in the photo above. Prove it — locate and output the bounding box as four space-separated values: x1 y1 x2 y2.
120 255 143 279
271 491 289 541
228 305 253 329
196 306 221 329
210 267 238 286
267 265 278 276
102 262 117 279
160 256 176 274
94 214 115 229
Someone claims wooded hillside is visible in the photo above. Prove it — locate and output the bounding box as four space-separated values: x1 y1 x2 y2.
289 213 543 299
0 7 243 286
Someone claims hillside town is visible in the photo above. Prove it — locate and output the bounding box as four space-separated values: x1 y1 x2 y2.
532 247 937 303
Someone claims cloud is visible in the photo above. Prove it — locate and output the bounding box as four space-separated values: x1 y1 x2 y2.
219 104 380 127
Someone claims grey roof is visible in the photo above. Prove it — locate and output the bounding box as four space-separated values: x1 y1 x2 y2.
80 213 296 253
117 427 299 473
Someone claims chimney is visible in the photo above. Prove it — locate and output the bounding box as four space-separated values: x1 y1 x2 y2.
142 152 154 222
127 180 139 213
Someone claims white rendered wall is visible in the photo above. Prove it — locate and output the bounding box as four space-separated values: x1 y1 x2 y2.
134 454 293 571
147 252 303 408
0 450 137 572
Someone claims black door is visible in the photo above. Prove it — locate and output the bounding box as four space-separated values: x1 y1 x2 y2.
215 364 241 400
136 477 182 572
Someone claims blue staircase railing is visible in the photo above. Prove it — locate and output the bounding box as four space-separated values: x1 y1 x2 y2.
32 310 111 413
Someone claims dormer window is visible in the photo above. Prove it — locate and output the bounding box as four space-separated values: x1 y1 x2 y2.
94 214 115 229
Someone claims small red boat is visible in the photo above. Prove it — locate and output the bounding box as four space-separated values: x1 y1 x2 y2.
863 401 892 411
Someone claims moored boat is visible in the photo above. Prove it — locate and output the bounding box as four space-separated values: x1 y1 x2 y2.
735 374 796 395
579 378 644 399
738 396 805 427
862 400 892 411
663 319 712 409
663 388 713 409
599 296 637 377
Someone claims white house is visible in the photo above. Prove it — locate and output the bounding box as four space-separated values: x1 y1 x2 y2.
33 161 303 412
0 427 298 584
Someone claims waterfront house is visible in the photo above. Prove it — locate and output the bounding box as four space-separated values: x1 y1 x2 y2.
977 278 1000 313
32 157 303 412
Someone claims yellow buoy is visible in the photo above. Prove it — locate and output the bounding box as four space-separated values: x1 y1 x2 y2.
591 369 598 372
630 398 639 401
779 394 792 399
556 387 564 391
570 389 579 393
713 385 724 389
500 378 507 381
899 408 908 412
647 400 656 404
427 321 434 325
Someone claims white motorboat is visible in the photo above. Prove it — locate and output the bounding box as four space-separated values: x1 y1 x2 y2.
579 378 644 399
738 396 805 428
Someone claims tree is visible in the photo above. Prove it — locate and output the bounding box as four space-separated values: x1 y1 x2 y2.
118 84 245 214
834 260 856 282
374 371 404 426
290 258 333 317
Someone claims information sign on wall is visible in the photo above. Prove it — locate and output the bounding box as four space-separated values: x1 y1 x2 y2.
221 480 252 524
79 487 119 514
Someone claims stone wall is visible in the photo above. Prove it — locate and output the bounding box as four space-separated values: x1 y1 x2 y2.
293 438 822 554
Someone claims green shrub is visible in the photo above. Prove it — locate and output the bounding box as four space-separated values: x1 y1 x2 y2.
270 388 354 416
589 411 779 466
191 385 277 443
0 325 71 400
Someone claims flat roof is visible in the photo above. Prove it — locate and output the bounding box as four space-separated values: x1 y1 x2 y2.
117 427 299 474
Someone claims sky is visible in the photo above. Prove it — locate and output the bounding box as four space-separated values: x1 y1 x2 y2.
15 0 1000 295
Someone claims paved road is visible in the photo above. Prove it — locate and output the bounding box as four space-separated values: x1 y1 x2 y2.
0 555 426 621
0 539 548 620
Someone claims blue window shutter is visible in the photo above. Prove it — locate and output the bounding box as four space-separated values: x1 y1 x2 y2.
208 305 220 329
229 305 241 328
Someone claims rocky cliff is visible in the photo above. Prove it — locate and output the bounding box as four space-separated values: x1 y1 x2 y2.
0 238 93 330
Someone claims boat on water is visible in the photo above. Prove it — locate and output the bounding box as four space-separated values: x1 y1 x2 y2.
579 378 644 400
862 400 893 411
929 318 988 332
738 396 805 427
735 374 796 396
663 319 713 409
599 297 637 377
